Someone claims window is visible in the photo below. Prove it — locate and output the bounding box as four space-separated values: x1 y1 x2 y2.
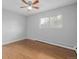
40 15 63 28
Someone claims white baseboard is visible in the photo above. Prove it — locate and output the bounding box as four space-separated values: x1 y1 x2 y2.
26 37 76 51
2 37 26 45
2 37 76 51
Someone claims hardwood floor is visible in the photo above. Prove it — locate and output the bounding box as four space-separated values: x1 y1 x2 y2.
3 39 76 59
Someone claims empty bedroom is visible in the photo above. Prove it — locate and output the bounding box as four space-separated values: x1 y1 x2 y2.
2 0 77 59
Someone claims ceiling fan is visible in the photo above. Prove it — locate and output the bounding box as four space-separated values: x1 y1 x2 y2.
20 0 39 10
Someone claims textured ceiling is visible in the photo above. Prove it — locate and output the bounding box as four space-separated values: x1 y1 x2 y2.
3 0 77 16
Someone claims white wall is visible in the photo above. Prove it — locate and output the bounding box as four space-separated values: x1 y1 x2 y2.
2 9 27 44
26 3 77 48
2 3 77 49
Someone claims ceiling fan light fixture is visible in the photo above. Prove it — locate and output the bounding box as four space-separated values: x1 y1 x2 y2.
27 6 32 10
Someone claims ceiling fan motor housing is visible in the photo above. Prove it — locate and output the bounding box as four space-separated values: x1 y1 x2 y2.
28 1 32 6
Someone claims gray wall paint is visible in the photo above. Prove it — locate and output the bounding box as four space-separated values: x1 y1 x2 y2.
26 3 77 48
2 3 77 48
2 9 27 44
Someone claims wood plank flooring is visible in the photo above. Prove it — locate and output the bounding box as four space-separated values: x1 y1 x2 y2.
3 39 76 59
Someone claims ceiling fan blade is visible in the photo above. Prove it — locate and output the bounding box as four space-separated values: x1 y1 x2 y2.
33 0 39 5
20 6 27 8
32 6 39 9
22 0 28 4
